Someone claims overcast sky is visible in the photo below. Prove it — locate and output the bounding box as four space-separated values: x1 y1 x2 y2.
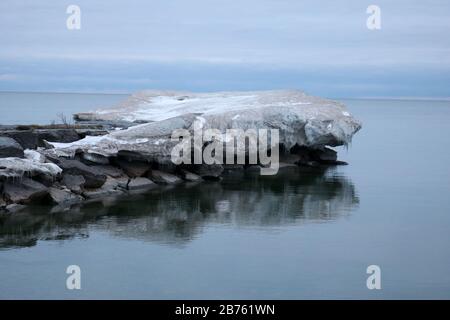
0 0 449 97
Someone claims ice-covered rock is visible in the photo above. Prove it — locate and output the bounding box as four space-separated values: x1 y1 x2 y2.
0 157 62 180
1 90 362 208
56 90 361 163
24 149 46 163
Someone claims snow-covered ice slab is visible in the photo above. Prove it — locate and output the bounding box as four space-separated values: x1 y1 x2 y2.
75 90 358 122
60 90 361 161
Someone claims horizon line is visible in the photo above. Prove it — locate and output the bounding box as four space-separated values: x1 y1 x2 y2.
1 90 450 102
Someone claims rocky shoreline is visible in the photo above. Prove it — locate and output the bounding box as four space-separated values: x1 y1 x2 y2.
0 90 362 214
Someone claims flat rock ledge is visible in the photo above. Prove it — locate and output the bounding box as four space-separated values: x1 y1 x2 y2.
0 89 361 213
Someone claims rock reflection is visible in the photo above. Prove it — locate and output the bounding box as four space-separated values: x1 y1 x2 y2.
0 167 359 249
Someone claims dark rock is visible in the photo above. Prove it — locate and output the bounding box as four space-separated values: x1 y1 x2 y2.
89 165 125 178
152 162 178 173
310 147 338 162
133 120 150 124
42 153 62 164
75 129 108 138
81 152 110 165
41 140 55 149
115 159 150 177
62 174 86 194
298 160 320 168
149 170 182 184
289 145 341 166
223 164 244 170
189 164 224 179
245 165 263 173
279 153 302 165
0 127 99 150
0 137 24 158
117 150 148 162
48 187 83 206
127 177 156 190
289 145 312 162
82 177 126 199
72 117 137 129
33 172 57 187
58 159 107 188
36 129 80 147
0 130 39 149
179 169 202 182
3 178 49 204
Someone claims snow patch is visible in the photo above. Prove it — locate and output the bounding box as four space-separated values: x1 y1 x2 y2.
0 157 62 178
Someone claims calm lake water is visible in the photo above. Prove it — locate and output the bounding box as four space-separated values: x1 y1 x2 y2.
1 92 450 299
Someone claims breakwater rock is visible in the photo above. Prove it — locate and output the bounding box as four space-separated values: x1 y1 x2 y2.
0 90 361 213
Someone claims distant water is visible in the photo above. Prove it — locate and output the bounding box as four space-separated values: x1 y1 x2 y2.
0 92 128 125
1 93 450 299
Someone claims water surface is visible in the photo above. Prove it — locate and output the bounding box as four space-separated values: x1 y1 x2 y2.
0 92 126 125
1 94 450 299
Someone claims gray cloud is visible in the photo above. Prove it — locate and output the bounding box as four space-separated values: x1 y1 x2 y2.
0 0 449 97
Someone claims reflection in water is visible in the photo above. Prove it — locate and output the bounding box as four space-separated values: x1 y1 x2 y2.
0 167 358 249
